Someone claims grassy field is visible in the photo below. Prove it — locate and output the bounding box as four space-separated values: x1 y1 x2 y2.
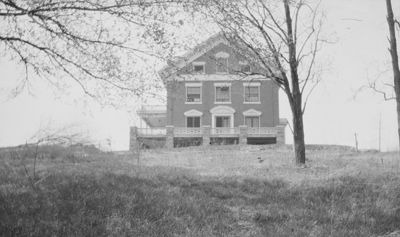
1 144 400 236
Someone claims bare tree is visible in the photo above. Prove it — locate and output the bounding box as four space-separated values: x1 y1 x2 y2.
0 0 182 102
192 0 324 165
12 123 91 189
385 0 400 149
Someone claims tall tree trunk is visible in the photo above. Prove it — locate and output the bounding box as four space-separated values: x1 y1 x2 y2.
292 97 306 165
386 0 400 150
284 0 306 164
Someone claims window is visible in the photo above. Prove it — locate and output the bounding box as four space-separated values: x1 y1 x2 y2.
193 62 205 74
215 86 231 103
240 64 251 73
216 57 228 73
186 84 201 103
215 52 229 74
239 61 251 73
245 116 260 128
187 116 201 127
216 116 231 128
244 83 260 103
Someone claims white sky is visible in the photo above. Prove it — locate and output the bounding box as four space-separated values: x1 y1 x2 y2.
0 0 399 151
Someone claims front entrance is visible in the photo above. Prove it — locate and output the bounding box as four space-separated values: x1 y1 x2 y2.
215 116 231 128
210 105 235 128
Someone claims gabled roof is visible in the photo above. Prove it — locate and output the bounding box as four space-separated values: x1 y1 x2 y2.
159 33 229 80
159 32 278 82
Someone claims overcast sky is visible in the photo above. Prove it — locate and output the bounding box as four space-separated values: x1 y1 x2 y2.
0 0 399 151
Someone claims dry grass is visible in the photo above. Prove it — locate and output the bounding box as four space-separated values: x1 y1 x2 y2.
1 144 400 236
133 145 400 184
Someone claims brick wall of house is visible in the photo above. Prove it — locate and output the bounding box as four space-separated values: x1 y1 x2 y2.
166 80 279 127
166 41 280 128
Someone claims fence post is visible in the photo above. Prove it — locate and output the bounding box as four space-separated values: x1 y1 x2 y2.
202 125 211 146
239 125 248 145
165 126 174 149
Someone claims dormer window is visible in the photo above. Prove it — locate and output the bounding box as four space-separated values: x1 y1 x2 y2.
215 51 229 74
239 61 251 73
193 62 205 74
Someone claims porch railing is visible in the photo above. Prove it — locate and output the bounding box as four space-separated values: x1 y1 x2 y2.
137 128 166 136
247 127 278 135
174 127 202 136
136 127 277 137
210 127 240 135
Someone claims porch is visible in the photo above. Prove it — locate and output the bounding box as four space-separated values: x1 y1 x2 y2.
136 105 167 128
130 125 285 149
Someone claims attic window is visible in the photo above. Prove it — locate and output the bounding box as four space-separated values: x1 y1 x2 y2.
215 52 229 74
193 62 205 74
216 57 228 74
239 61 251 73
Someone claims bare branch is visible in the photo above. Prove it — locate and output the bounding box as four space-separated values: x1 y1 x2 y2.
369 81 396 101
301 73 321 114
0 0 182 104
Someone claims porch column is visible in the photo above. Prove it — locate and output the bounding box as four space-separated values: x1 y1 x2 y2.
165 125 174 149
276 125 286 145
129 126 138 152
239 125 248 145
202 125 211 146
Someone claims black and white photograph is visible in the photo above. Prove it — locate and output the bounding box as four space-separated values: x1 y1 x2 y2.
1 0 400 236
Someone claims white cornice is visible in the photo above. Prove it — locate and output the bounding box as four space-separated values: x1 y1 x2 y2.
170 74 269 82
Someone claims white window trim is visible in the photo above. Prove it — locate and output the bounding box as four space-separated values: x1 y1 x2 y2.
184 109 203 117
186 116 202 128
243 109 262 116
244 115 261 128
214 82 231 87
210 105 235 128
215 83 231 104
185 83 202 104
192 61 206 74
243 83 261 104
243 82 261 86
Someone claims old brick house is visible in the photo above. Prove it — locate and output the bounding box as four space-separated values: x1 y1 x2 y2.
130 34 287 149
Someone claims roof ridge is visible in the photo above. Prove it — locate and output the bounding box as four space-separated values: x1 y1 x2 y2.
159 32 228 80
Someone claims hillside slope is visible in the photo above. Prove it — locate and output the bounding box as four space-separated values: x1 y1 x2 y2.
1 145 399 236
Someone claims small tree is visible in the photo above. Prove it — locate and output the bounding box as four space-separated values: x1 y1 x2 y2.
16 123 90 188
194 0 324 164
